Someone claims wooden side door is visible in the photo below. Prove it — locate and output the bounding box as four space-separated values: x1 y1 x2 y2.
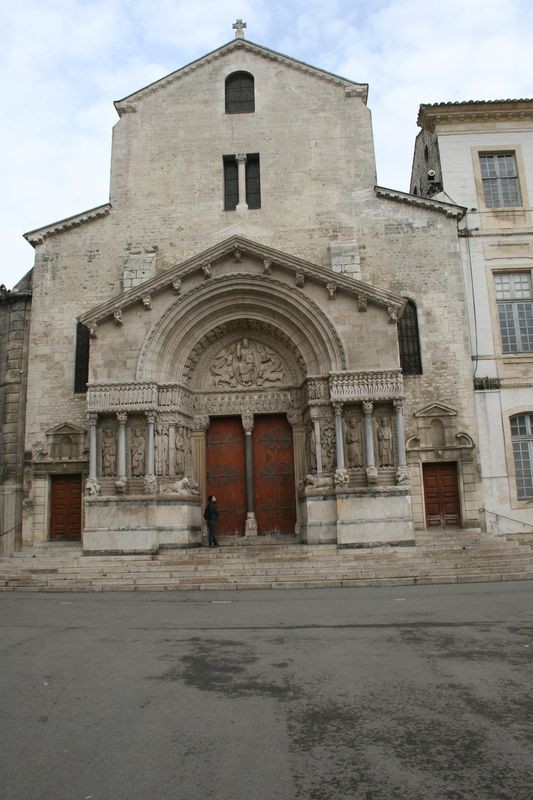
50 475 82 541
206 417 246 535
423 462 461 528
252 414 296 535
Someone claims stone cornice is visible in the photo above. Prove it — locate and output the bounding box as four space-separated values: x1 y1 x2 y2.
114 38 367 115
78 235 406 327
23 204 112 246
417 99 533 131
375 186 466 219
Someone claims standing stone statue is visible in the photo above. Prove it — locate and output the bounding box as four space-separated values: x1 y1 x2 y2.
155 425 169 476
131 428 145 477
102 427 117 477
345 418 363 468
175 426 185 477
377 417 394 467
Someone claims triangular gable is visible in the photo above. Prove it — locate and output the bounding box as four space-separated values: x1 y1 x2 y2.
46 423 86 436
414 403 457 418
114 38 368 116
78 235 406 329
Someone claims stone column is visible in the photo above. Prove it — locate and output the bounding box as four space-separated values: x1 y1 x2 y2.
333 402 349 488
144 412 157 494
394 399 409 485
116 411 127 492
236 153 248 210
85 413 100 496
309 407 323 474
334 403 345 469
242 413 258 536
288 411 305 535
362 401 377 485
192 415 210 508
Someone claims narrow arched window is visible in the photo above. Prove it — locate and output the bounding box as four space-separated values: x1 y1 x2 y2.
74 321 89 393
225 71 255 114
398 299 422 375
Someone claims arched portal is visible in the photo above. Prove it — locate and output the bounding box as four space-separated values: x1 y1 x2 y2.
135 274 346 537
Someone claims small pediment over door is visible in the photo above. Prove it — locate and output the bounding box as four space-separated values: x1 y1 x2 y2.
414 403 457 418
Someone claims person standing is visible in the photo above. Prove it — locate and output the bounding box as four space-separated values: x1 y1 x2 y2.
204 495 219 548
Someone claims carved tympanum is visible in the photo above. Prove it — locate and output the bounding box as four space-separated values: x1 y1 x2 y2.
208 339 286 389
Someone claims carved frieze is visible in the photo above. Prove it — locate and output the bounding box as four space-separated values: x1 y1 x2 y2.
208 338 287 390
306 377 330 404
88 383 158 412
329 370 404 402
196 389 300 417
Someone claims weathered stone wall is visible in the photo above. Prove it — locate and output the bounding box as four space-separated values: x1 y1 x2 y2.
0 284 32 553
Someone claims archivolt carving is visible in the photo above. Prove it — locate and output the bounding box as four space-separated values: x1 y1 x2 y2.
136 273 347 382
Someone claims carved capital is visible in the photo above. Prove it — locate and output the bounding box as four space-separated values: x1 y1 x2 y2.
362 400 373 416
333 401 344 414
366 465 378 485
287 410 303 426
116 411 128 425
235 153 247 164
309 406 322 422
241 413 254 434
334 467 349 488
395 466 410 486
84 477 101 496
86 413 98 426
393 399 404 411
193 415 210 432
145 411 157 425
144 475 157 494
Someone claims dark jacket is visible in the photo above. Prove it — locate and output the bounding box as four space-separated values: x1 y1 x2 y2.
204 501 219 521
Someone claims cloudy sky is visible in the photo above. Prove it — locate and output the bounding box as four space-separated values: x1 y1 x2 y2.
2 0 532 288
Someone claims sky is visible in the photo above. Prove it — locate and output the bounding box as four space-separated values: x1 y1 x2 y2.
2 0 532 289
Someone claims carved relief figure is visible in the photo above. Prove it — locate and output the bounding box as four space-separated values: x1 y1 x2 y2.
208 338 286 389
377 417 394 467
131 428 145 477
175 426 185 477
321 420 336 473
307 422 317 472
155 425 169 476
102 427 117 477
345 418 363 468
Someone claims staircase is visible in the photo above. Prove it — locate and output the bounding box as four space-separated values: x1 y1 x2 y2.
1 529 532 592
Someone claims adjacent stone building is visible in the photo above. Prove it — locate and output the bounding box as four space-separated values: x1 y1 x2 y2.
412 99 533 534
6 23 482 555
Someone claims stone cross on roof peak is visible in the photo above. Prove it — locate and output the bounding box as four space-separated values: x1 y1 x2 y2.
233 19 246 39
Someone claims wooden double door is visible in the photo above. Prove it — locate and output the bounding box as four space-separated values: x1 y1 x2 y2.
423 462 461 528
50 474 82 541
206 415 296 536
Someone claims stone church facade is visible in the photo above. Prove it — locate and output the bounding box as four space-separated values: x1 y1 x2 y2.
1 24 482 554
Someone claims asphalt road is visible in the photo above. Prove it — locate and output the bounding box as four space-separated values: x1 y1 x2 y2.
1 582 532 800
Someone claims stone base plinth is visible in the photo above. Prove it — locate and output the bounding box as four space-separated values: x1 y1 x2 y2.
336 489 414 547
84 495 202 553
299 492 338 544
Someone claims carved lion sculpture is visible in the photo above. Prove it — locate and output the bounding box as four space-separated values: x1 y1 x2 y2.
302 473 333 490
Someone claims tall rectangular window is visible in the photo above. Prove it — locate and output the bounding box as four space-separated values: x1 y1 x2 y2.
480 153 521 207
511 414 533 500
494 272 533 353
223 154 261 210
74 322 90 393
245 153 261 209
223 156 239 211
